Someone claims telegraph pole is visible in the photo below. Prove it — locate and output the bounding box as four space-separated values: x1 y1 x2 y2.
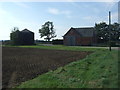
109 11 111 51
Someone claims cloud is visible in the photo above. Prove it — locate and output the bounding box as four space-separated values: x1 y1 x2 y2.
82 16 107 25
13 2 30 8
48 8 59 15
48 8 72 18
62 10 71 15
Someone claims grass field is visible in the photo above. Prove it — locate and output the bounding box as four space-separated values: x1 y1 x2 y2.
4 45 119 88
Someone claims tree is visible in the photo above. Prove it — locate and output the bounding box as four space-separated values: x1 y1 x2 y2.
39 21 56 41
11 27 19 33
95 22 108 43
110 23 120 41
10 27 20 45
94 22 120 44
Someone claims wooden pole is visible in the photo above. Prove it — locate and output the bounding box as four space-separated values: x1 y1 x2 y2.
109 11 111 51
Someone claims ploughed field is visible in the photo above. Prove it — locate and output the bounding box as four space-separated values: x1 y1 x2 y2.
2 47 92 88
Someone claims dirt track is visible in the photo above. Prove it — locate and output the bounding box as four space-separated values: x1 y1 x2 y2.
2 47 92 88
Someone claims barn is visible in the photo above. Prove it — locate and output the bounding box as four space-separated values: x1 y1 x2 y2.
63 27 96 46
10 29 34 45
20 29 34 45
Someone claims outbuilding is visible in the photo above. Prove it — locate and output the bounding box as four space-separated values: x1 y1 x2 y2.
63 27 96 46
10 29 34 45
20 29 34 45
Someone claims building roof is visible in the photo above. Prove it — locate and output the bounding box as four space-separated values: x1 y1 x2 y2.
64 27 94 37
21 29 34 33
74 27 94 37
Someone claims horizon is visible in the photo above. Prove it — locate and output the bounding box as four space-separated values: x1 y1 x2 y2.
0 1 118 40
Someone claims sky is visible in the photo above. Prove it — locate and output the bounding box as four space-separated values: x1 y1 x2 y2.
0 0 119 40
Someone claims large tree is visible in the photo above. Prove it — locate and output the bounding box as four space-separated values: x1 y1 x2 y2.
95 22 120 43
39 21 56 41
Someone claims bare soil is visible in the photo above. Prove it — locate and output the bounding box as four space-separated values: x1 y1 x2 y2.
2 47 92 88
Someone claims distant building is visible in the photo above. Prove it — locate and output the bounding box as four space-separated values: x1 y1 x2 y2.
63 27 97 46
10 29 34 45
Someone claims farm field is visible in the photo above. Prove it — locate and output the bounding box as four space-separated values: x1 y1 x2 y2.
16 45 118 88
2 47 92 88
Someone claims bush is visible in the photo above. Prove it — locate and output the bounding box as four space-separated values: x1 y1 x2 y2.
52 39 63 45
2 40 11 45
110 41 120 47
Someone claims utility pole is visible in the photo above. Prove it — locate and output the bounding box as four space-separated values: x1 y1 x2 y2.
109 11 111 51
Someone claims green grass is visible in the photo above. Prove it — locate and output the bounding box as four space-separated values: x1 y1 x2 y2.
5 45 118 88
4 45 107 52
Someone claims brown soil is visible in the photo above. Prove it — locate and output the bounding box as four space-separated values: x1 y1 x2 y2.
2 47 92 88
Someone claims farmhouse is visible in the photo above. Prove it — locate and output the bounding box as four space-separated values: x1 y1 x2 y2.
10 29 34 45
63 27 96 46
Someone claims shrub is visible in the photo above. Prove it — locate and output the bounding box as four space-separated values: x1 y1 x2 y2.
52 39 63 45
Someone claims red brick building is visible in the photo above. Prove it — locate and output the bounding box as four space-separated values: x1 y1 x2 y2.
63 27 96 46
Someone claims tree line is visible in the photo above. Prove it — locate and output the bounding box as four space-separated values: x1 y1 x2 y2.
10 21 120 46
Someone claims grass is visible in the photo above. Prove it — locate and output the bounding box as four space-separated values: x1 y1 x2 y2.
4 44 107 52
4 45 118 88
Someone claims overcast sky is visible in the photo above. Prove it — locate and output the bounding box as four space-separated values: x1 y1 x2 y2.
0 0 119 40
